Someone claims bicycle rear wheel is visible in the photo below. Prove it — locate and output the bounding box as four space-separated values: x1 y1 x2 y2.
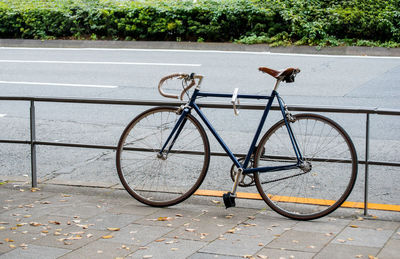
254 113 357 220
116 107 210 207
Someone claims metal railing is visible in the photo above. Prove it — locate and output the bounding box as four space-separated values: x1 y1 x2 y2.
1 96 399 215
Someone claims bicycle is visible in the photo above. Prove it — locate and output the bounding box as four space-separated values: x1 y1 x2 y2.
116 67 358 220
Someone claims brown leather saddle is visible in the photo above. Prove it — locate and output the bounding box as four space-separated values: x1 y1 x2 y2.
259 67 300 83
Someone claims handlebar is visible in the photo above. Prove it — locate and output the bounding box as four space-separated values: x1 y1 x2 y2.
158 73 203 100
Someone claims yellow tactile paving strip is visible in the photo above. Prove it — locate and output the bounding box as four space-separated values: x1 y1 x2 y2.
194 189 400 212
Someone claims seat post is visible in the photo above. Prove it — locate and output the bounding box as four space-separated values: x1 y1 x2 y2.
273 79 282 91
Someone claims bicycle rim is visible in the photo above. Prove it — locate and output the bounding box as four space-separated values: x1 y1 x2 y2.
254 113 357 220
116 107 210 207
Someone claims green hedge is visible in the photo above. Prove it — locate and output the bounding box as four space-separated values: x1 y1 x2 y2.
0 0 399 47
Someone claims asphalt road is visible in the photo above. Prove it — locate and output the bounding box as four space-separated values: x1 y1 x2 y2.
0 46 399 206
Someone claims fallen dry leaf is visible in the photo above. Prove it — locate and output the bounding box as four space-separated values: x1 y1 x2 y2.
185 228 196 232
165 240 175 244
257 255 268 259
41 201 51 204
23 215 31 218
139 246 149 250
48 221 61 225
101 235 113 239
16 223 27 227
337 239 346 243
30 188 40 192
76 224 88 229
97 250 103 254
243 255 254 259
258 243 264 246
227 229 236 234
350 225 359 228
106 227 120 231
4 238 14 242
248 216 256 220
368 256 377 259
86 233 93 238
9 244 16 248
157 217 172 221
155 238 165 242
348 238 354 241
143 256 153 259
29 222 42 227
63 241 72 245
355 255 363 258
62 194 71 197
211 200 221 204
171 248 178 251
175 214 183 217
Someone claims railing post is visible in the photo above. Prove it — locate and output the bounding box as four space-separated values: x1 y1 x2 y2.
364 113 370 216
30 100 37 188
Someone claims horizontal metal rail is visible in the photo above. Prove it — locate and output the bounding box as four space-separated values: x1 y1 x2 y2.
1 96 399 216
1 96 400 115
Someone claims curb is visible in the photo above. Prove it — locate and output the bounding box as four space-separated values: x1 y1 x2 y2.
1 39 400 56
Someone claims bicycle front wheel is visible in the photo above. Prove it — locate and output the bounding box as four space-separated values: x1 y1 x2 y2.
254 113 357 220
116 107 210 207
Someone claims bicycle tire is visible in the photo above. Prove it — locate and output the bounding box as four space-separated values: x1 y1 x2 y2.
254 113 357 220
116 107 210 207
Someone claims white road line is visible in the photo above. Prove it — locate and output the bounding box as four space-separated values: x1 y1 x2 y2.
1 47 400 59
0 114 6 118
0 81 118 89
0 59 201 66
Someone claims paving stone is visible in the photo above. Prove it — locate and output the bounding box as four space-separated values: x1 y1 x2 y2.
199 233 271 257
0 227 44 248
349 218 400 231
256 247 315 259
133 206 203 228
31 226 109 250
127 237 205 259
165 216 238 242
109 203 161 216
83 212 142 230
103 223 172 246
314 243 380 259
188 252 243 259
0 244 71 259
393 228 400 240
49 202 110 219
266 230 333 252
7 215 74 235
235 215 297 236
377 238 400 259
332 227 393 248
166 206 258 242
292 217 350 234
58 239 136 259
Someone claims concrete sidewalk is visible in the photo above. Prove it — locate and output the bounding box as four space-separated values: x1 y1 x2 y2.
0 182 399 259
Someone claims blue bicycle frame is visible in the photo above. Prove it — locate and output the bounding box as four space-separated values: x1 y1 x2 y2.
159 88 304 175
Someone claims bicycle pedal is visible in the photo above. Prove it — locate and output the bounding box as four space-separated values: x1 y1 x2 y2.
222 192 236 209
